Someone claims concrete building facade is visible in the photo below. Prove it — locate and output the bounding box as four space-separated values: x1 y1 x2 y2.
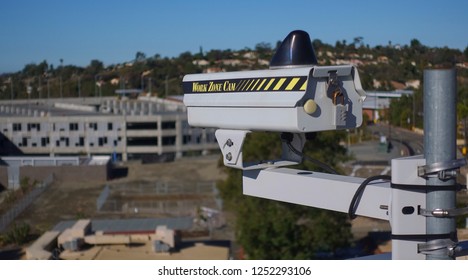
0 97 218 161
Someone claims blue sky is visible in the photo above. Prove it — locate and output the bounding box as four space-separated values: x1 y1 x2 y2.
1 0 467 74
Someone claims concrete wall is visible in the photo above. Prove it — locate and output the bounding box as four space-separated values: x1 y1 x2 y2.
0 167 8 189
0 163 110 188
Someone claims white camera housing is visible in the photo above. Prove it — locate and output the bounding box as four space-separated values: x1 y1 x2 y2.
183 30 367 169
183 65 366 133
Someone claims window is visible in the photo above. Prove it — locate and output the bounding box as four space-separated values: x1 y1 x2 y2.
98 137 108 146
69 123 79 131
126 122 157 130
107 122 113 130
127 137 158 146
13 123 22 131
60 137 69 147
75 137 85 147
162 136 176 146
41 137 49 147
161 121 176 130
27 123 40 131
89 123 97 130
183 135 191 144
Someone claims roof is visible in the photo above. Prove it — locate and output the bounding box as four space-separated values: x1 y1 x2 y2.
115 89 143 95
60 240 230 260
53 217 193 233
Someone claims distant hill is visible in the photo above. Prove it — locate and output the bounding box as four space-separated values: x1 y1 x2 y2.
1 39 466 101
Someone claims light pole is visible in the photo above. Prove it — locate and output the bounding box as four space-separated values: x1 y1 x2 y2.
27 83 32 113
38 76 42 99
47 79 50 100
95 75 98 97
412 93 416 129
59 58 63 98
60 76 63 98
47 78 51 115
78 76 81 99
148 77 152 94
9 77 13 103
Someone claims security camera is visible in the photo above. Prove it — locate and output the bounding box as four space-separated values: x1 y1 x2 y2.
183 30 366 169
183 31 366 133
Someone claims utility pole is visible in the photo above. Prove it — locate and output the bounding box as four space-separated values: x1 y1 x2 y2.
148 77 152 95
47 79 51 115
412 93 416 129
95 75 98 97
423 69 458 260
47 79 50 100
38 76 42 99
9 77 13 103
60 58 63 98
60 76 63 99
165 75 169 96
78 76 81 99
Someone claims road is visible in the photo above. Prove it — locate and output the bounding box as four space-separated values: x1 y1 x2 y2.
344 124 424 178
344 124 426 241
367 123 424 156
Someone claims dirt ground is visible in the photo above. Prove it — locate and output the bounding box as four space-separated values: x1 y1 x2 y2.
8 155 227 234
4 152 394 240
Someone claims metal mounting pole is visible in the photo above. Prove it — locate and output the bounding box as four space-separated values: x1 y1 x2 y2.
423 69 457 260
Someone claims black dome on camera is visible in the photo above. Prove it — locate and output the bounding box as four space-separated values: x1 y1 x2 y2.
270 30 318 68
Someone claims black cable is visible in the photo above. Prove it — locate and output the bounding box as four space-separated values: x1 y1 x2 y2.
348 175 391 220
285 141 339 175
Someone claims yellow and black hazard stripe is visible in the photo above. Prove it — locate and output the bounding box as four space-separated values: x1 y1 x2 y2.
184 76 308 94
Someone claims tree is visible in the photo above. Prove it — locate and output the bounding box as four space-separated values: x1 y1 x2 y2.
255 42 272 59
86 59 104 76
135 51 146 62
410 39 421 48
353 36 364 48
217 132 352 259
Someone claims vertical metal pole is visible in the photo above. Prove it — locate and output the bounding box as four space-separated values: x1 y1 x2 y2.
149 77 152 94
424 69 457 260
10 77 13 103
78 76 81 99
412 94 416 129
39 76 42 99
165 75 169 96
60 76 63 98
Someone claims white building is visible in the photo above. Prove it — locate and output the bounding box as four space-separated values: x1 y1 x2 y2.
0 97 218 162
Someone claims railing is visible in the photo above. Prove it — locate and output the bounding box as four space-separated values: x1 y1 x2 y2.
0 174 54 233
96 181 221 216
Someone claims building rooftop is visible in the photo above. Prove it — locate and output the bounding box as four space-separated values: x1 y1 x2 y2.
60 240 230 260
0 155 110 167
53 217 194 233
28 217 229 260
0 96 185 118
